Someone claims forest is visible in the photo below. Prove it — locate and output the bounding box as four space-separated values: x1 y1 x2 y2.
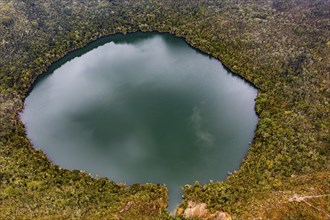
0 0 329 219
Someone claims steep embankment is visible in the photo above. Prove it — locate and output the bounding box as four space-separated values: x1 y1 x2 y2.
0 0 329 219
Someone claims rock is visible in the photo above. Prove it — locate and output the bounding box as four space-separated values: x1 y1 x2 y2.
183 201 232 220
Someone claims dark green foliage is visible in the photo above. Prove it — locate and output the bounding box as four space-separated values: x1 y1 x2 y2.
272 0 293 11
1 16 14 27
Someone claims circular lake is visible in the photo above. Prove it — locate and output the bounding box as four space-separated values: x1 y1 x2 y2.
22 32 258 210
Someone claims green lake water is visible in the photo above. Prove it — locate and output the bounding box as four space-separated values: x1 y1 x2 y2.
22 32 258 210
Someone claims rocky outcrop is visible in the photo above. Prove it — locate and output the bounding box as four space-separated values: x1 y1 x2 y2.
181 201 232 220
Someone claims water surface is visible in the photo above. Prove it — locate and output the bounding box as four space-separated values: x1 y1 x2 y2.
22 32 258 210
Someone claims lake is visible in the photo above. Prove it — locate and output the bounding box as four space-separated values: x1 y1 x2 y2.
22 32 258 210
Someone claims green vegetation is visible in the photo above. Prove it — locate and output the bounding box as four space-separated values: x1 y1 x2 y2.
0 0 329 219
